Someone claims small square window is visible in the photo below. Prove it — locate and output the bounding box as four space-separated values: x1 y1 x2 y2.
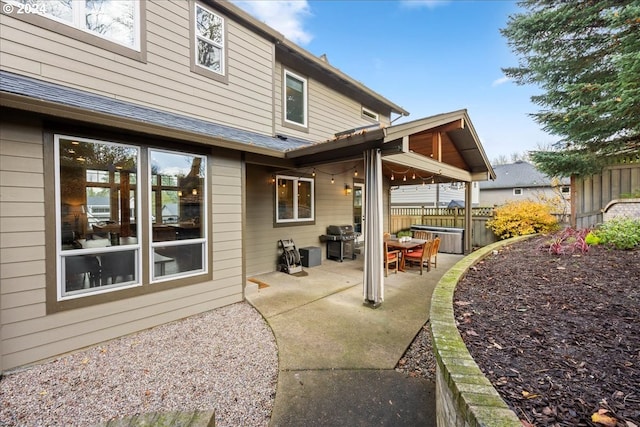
513 188 523 196
275 175 314 223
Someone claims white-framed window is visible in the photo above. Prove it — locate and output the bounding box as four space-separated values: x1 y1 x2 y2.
561 186 570 194
54 135 208 301
149 149 207 282
513 188 523 196
5 0 141 50
362 106 379 121
275 175 314 223
284 70 308 128
194 2 225 75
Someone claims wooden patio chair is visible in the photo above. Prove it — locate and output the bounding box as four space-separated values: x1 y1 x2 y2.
384 241 400 276
412 230 432 240
429 237 441 269
404 240 433 275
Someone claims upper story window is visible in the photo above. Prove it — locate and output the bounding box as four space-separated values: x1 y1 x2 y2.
275 175 314 223
362 107 379 122
284 70 308 129
191 2 227 83
6 0 140 50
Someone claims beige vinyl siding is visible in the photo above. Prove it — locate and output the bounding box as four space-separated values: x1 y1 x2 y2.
0 1 274 136
0 116 244 371
246 162 366 276
274 62 389 142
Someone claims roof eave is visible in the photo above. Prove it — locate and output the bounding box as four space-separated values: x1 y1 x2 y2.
1 93 290 158
212 1 409 117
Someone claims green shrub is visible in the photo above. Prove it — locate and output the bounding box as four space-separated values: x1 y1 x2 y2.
397 230 412 238
584 231 601 246
593 217 640 250
486 200 560 239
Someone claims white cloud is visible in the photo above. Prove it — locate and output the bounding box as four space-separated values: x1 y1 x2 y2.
400 0 451 9
491 76 511 87
232 1 313 45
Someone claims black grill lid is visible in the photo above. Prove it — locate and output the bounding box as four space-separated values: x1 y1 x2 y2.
327 225 354 235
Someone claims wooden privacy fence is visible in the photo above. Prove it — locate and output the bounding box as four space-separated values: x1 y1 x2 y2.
572 159 640 228
390 207 497 248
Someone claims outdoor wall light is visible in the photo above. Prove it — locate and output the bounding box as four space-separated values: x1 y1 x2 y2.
345 184 352 195
192 188 198 195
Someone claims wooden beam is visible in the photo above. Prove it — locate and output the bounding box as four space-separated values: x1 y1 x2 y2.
431 132 442 162
383 152 473 182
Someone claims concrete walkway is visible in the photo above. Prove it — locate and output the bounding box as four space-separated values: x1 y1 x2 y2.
246 252 462 426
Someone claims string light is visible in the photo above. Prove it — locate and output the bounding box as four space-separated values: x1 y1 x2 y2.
391 174 395 181
354 168 358 177
331 175 335 184
312 168 316 177
403 175 407 182
412 172 416 180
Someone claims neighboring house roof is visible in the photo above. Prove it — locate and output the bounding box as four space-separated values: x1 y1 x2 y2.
479 161 569 190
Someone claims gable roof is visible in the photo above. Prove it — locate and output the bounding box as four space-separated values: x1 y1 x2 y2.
287 109 496 183
480 161 569 189
213 1 409 118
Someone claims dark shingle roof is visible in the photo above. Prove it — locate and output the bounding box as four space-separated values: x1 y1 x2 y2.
0 71 312 152
479 161 569 189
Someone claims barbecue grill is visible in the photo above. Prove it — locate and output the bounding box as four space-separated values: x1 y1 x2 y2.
319 225 359 262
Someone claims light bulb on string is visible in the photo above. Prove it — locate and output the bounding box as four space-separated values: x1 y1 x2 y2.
391 174 395 181
412 172 416 180
312 168 316 177
403 175 407 182
331 175 335 184
354 168 358 177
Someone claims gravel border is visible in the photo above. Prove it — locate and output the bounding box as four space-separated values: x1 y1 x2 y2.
1 301 436 427
395 320 437 382
0 302 278 427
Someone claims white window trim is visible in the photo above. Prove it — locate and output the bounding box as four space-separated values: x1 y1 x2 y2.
54 135 142 301
275 175 314 223
4 0 142 51
283 70 308 128
513 188 523 196
148 149 208 284
362 106 379 121
194 2 225 76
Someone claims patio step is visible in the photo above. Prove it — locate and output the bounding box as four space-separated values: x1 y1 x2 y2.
104 410 215 427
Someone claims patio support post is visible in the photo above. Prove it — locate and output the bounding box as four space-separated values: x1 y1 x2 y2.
465 180 472 254
363 148 384 307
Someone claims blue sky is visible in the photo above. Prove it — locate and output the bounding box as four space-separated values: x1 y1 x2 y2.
233 0 558 163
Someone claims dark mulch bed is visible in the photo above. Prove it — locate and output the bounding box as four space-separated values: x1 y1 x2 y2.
454 236 640 426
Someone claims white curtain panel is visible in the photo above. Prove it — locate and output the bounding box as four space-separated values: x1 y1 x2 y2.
363 148 384 306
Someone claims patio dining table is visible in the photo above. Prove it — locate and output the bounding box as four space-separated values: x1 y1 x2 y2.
385 238 427 272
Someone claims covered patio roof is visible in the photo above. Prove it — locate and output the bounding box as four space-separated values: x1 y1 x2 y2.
286 109 496 185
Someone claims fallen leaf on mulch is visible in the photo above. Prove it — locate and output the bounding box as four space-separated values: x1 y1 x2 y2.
591 409 617 426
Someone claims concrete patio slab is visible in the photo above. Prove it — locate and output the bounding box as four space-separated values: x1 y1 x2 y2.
246 252 463 426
